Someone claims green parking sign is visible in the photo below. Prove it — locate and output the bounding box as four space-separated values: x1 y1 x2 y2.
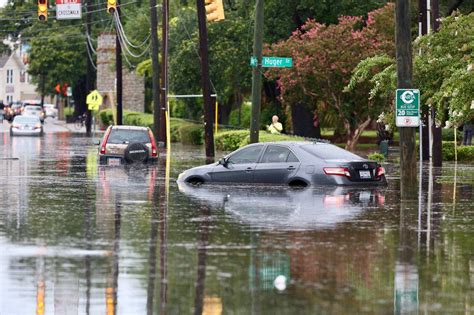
396 89 420 127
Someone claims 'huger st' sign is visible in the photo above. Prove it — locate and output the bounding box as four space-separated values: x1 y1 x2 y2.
56 0 82 20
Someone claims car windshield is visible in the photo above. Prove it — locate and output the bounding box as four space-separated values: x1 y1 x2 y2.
14 116 39 124
107 129 150 144
301 143 363 161
24 107 40 111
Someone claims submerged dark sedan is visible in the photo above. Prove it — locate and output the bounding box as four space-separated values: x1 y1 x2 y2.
177 141 387 187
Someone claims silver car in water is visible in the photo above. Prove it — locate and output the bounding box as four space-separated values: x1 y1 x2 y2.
178 141 387 187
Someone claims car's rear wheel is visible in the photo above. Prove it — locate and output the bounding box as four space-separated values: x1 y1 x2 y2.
124 142 149 164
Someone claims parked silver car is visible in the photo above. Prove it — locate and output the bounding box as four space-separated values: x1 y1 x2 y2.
178 141 387 187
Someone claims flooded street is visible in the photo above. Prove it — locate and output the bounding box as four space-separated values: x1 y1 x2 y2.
0 134 473 314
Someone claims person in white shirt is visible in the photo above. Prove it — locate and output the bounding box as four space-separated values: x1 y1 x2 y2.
267 115 283 134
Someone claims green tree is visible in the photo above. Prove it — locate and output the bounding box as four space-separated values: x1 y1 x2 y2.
267 4 395 150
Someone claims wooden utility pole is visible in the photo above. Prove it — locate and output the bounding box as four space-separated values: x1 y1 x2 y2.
249 0 264 144
85 0 94 136
396 0 417 193
116 0 123 125
159 0 169 145
150 0 161 141
431 0 442 167
196 0 215 158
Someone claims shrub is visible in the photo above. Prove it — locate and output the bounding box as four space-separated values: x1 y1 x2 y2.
367 152 385 163
442 142 474 161
442 142 456 161
457 145 474 161
99 109 114 126
215 130 248 151
179 124 204 145
228 102 251 128
442 128 463 141
215 130 304 151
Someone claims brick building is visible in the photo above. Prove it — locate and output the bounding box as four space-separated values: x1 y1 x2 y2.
96 33 145 113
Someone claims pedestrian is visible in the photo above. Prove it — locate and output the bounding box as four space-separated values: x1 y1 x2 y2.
462 118 473 146
267 115 283 134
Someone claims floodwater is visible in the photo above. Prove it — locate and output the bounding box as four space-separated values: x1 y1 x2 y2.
0 133 473 314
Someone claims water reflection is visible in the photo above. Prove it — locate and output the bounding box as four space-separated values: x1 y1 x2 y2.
178 184 386 230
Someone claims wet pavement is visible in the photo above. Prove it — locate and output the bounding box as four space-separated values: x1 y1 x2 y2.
0 133 473 314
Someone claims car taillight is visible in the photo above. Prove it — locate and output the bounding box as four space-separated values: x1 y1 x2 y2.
376 166 385 177
324 167 351 177
100 127 112 155
148 129 158 157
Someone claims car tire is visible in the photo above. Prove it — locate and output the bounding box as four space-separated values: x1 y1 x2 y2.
124 142 149 164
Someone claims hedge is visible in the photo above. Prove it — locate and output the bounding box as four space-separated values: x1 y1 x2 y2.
179 124 204 145
98 109 200 143
214 130 304 151
442 142 474 161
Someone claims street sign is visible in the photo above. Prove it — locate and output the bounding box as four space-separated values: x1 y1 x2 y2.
56 0 82 20
396 89 420 127
86 90 102 111
250 56 293 68
67 86 72 97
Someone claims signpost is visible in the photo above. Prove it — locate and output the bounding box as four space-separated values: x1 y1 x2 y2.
56 0 82 20
250 56 293 68
396 89 420 127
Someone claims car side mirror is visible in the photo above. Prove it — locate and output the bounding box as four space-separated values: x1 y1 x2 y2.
218 157 228 167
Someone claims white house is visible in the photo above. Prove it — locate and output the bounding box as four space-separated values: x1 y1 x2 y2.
0 49 39 104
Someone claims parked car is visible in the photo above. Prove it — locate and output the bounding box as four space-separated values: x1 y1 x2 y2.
43 103 58 118
98 125 158 165
5 102 22 121
22 105 46 122
10 115 43 136
178 141 387 187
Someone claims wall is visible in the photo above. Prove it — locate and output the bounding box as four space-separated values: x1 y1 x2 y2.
96 33 145 113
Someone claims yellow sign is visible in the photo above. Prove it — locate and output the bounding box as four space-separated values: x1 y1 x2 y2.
86 90 103 111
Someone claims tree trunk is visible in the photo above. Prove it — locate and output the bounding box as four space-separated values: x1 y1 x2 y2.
72 76 87 118
291 102 318 137
345 117 372 151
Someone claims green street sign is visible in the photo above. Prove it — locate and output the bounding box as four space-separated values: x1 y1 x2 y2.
395 89 420 127
250 56 293 68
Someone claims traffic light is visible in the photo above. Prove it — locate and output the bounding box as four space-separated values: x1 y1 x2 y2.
38 0 47 21
107 0 117 14
205 0 225 22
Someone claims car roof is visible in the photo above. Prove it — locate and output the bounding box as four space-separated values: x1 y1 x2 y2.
250 141 328 147
110 125 148 131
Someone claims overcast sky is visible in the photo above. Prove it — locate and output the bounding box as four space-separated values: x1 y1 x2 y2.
0 0 6 8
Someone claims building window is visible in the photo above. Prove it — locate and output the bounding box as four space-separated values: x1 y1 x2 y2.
6 69 13 84
6 95 13 103
20 71 26 83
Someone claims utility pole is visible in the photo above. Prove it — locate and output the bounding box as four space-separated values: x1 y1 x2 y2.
419 0 429 161
85 0 94 136
116 0 123 125
396 0 417 193
159 0 169 145
150 0 161 140
249 0 264 144
196 0 215 158
431 0 442 167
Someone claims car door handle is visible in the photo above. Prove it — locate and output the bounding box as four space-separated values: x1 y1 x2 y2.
245 167 253 173
287 166 295 171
